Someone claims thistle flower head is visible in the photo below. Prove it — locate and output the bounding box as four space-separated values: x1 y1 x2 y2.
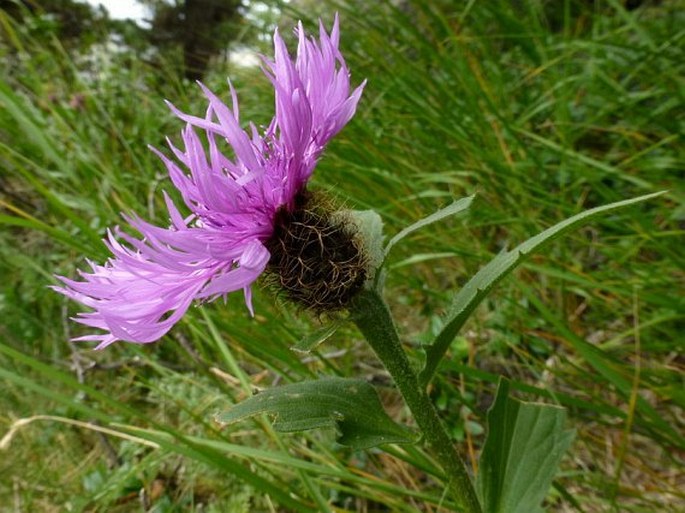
54 15 366 349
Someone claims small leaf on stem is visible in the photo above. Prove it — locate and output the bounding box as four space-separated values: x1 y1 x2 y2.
384 195 474 258
291 321 341 354
216 377 416 450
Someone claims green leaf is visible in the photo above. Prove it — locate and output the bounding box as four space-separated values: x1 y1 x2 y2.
420 191 666 385
339 209 385 284
384 195 474 257
291 322 341 354
477 379 575 513
389 252 458 269
216 377 416 450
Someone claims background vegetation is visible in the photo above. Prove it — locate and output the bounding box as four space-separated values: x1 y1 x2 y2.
1 0 683 511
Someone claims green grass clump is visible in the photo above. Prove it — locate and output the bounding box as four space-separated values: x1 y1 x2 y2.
1 1 683 511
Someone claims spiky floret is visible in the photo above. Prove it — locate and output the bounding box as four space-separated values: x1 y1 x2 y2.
51 16 365 348
265 191 367 313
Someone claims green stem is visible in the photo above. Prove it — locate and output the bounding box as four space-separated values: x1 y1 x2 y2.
351 288 482 513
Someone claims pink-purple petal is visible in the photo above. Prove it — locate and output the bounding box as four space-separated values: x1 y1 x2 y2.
55 16 363 348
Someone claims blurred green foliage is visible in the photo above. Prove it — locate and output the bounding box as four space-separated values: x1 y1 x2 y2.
1 0 250 80
1 0 683 511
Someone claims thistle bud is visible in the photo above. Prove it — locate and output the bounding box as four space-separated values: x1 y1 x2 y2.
265 191 380 313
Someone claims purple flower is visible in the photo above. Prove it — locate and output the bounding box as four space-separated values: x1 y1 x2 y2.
53 16 365 349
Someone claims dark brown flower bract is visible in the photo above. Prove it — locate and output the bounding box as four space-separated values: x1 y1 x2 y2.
265 191 367 313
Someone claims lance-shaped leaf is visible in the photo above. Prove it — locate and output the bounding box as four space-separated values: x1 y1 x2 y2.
384 195 474 257
375 195 473 291
420 191 666 385
290 321 341 354
216 377 416 450
477 379 575 513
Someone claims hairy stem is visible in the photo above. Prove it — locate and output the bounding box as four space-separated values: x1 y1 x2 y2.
351 288 482 513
